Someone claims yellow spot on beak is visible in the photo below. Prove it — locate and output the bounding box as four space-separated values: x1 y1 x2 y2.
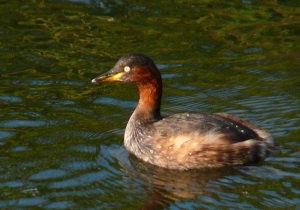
109 72 124 81
91 72 124 83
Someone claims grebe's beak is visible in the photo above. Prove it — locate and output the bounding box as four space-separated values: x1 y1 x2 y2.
91 69 124 84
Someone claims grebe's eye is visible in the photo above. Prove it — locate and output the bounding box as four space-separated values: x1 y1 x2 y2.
124 66 131 72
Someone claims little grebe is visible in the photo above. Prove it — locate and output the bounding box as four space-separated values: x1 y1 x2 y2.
91 53 279 170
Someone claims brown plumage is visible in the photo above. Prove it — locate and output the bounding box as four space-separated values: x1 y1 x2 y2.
91 53 279 170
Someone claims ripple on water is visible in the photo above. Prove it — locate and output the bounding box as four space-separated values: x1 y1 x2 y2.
157 63 183 70
260 190 299 208
0 131 15 141
162 73 189 79
94 97 136 109
48 170 110 189
233 95 300 135
166 94 218 112
244 47 264 54
45 100 75 106
0 181 24 188
0 119 71 128
234 95 299 114
0 120 46 128
0 96 23 103
62 160 98 172
70 144 97 154
29 169 67 181
44 144 124 193
0 198 47 208
237 166 300 180
26 79 84 87
227 176 256 185
170 83 199 91
204 86 245 99
10 146 30 152
44 201 76 209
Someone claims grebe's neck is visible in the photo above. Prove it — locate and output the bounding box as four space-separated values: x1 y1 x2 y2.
134 80 162 122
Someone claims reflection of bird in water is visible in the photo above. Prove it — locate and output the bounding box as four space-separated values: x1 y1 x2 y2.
111 147 238 210
92 53 280 170
116 149 238 210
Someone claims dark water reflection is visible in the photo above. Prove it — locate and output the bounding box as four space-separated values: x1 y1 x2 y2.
119 151 238 209
1 0 300 209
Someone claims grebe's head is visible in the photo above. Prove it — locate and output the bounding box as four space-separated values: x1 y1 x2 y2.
91 53 161 85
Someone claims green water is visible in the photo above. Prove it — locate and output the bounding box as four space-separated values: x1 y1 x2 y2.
0 0 299 209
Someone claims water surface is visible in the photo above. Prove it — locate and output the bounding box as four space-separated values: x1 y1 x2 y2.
0 0 299 209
